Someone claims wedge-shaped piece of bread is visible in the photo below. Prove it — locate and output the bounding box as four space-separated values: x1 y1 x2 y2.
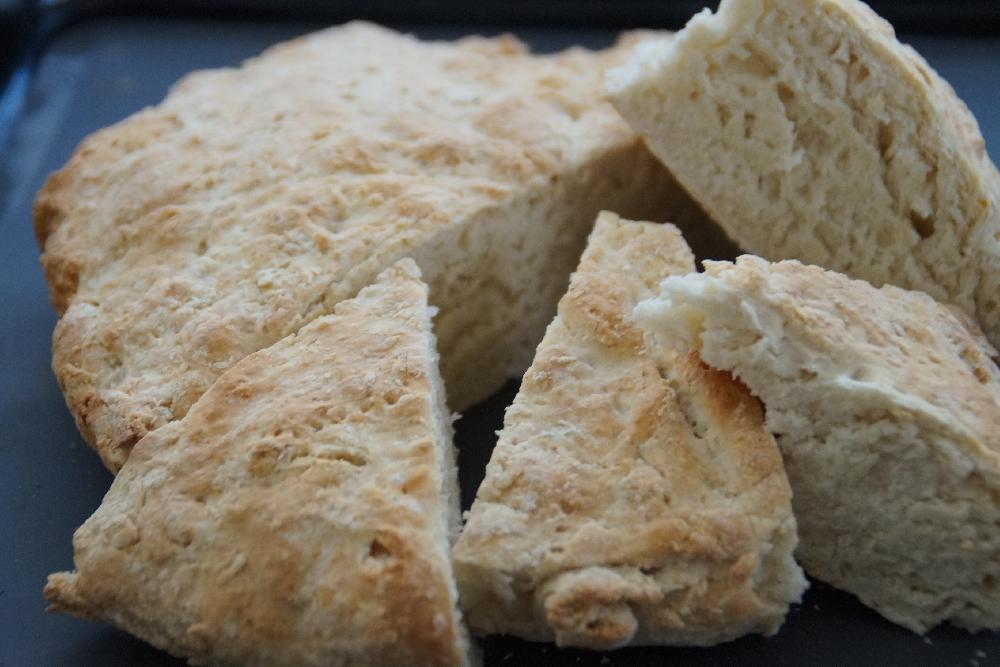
36 22 698 472
453 212 806 649
44 260 475 666
607 0 1000 347
637 255 1000 633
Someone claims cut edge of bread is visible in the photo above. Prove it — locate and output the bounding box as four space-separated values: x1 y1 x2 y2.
421 287 479 667
636 256 1000 633
453 215 807 648
606 0 1000 349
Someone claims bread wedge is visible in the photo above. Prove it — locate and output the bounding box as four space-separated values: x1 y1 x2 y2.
45 260 475 666
452 213 806 649
607 0 1000 347
637 255 1000 633
36 22 699 471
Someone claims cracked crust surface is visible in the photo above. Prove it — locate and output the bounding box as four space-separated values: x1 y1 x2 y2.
452 213 806 649
638 255 1000 633
607 0 1000 347
45 260 475 666
37 22 692 471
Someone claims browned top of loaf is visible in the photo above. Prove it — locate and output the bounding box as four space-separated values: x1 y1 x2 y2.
44 260 470 667
36 22 643 470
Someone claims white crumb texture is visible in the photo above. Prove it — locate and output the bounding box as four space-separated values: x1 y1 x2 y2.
638 256 1000 634
608 0 1000 348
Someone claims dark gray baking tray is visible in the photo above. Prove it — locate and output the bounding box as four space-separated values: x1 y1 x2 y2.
2 17 999 667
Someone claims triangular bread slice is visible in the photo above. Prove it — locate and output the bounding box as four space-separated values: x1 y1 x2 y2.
44 260 475 666
637 255 1000 633
36 23 704 471
452 212 806 649
606 0 1000 348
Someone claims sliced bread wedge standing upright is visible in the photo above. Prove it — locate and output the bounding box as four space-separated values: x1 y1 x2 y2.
637 255 1000 633
45 260 476 666
453 213 806 649
607 0 1000 347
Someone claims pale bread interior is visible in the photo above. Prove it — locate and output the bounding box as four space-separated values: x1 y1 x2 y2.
607 0 1000 348
638 256 1000 633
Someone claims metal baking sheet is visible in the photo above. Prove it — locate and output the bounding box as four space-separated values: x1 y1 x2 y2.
2 17 999 666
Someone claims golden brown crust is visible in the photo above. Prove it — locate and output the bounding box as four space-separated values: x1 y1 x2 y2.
452 213 805 648
37 23 688 470
45 260 473 666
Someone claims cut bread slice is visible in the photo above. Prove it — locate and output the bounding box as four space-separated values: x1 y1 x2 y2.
44 260 476 666
637 255 1000 633
452 213 806 649
36 23 703 471
607 0 1000 348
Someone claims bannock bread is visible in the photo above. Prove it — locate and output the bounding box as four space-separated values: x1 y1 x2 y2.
637 256 1000 633
36 22 699 471
45 260 476 666
607 0 1000 347
453 213 806 649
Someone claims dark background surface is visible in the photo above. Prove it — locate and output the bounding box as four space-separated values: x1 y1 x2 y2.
4 0 1000 127
2 5 1000 667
